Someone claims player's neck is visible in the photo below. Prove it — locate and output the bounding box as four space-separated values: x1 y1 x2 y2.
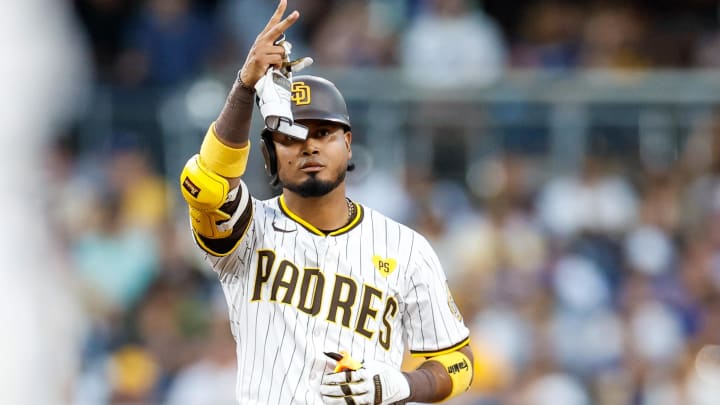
282 185 350 231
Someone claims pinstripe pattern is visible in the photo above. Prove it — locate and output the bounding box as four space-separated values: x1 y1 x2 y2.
199 196 469 404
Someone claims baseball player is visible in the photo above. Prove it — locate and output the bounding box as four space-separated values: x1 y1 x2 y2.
179 1 473 403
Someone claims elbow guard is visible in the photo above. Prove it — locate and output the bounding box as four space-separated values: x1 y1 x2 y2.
180 123 251 239
429 350 473 401
180 154 234 239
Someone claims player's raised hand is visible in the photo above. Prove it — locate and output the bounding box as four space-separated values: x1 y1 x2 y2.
239 0 300 87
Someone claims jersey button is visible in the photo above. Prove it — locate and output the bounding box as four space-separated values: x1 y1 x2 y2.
313 329 322 337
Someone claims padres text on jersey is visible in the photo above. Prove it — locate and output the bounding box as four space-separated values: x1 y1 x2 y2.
195 189 470 405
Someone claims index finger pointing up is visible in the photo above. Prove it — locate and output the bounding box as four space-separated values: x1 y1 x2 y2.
261 0 288 35
263 10 300 42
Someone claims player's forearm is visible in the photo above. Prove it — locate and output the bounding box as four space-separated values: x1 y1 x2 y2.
403 345 474 403
181 78 254 237
403 363 448 403
214 79 255 147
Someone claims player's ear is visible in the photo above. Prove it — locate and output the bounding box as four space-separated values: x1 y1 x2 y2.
344 130 352 159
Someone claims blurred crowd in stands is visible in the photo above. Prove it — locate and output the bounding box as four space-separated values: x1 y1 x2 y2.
74 0 720 89
56 0 720 404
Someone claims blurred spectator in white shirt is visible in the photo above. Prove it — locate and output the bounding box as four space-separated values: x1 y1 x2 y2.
164 304 237 405
537 155 639 239
521 372 591 405
400 0 506 88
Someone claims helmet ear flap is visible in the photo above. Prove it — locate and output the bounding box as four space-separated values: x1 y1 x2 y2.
260 130 280 186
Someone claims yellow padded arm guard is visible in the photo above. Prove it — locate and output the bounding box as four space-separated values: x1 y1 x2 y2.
199 122 250 178
429 350 473 401
180 155 233 239
180 123 251 239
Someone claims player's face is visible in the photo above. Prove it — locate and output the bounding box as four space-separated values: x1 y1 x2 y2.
273 120 352 197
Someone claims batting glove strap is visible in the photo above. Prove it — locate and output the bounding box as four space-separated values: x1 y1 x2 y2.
276 37 314 76
320 360 410 405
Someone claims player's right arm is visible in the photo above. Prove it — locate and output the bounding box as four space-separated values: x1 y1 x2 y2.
179 0 299 256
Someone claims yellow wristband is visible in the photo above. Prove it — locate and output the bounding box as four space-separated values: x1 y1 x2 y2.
430 350 473 400
199 122 250 178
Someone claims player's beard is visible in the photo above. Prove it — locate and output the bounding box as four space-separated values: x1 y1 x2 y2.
283 168 346 198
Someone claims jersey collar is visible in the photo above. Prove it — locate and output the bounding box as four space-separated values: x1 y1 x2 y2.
278 195 363 237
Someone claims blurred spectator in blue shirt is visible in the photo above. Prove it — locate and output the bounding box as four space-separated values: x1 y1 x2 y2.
510 1 584 69
117 0 217 87
311 0 398 67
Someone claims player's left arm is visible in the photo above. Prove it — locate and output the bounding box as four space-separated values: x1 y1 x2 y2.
321 236 473 404
403 344 474 402
320 345 473 404
401 235 474 402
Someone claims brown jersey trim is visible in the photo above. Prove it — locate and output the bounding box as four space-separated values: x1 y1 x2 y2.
194 198 253 257
409 336 471 358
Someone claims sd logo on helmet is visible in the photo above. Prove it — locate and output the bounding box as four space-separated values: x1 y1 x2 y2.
260 75 353 186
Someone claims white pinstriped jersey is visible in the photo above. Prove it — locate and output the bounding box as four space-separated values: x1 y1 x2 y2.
195 190 470 405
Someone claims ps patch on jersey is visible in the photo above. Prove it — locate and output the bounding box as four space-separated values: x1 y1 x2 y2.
446 284 463 321
372 255 397 277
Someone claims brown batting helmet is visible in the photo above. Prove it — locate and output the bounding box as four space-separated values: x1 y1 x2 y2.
260 75 353 186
